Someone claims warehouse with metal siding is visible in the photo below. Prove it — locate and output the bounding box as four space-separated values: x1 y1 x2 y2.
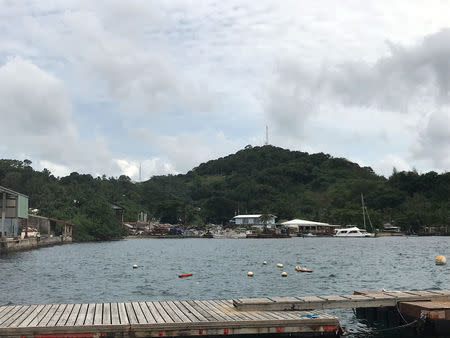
0 185 29 238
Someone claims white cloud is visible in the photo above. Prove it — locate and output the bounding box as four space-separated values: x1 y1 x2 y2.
0 57 120 177
115 158 177 181
374 154 412 177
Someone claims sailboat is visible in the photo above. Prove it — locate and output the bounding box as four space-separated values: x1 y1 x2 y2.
334 194 375 237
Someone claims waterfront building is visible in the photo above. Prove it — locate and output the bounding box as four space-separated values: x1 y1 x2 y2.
0 186 28 238
231 214 276 229
280 219 337 236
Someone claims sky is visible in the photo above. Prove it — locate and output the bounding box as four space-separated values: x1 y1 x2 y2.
0 0 449 180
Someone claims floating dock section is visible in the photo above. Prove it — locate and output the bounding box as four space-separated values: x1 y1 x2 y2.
0 299 340 337
2 290 450 337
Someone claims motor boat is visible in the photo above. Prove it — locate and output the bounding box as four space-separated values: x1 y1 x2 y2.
334 227 375 237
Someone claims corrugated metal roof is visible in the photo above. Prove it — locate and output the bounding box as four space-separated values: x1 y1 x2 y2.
233 214 262 218
0 185 28 198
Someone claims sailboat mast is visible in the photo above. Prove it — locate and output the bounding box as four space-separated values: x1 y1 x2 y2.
361 193 366 230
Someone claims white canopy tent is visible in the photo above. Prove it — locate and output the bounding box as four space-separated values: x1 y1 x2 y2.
280 219 337 235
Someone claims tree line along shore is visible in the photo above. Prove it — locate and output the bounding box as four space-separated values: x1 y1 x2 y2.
0 146 448 241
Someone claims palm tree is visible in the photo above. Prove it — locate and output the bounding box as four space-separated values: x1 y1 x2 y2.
260 213 273 233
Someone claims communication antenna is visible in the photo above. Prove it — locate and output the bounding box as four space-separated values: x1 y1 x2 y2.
139 163 142 182
265 125 269 145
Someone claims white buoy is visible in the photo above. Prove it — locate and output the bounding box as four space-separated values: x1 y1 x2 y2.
435 255 447 265
133 264 138 269
248 271 254 277
276 263 283 268
281 272 288 277
263 261 267 265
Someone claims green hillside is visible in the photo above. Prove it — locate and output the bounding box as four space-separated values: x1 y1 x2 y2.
1 146 448 240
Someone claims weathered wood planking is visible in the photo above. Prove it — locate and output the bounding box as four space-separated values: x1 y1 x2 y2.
0 298 340 337
233 289 450 311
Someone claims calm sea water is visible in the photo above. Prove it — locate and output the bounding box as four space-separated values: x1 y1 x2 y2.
1 237 449 336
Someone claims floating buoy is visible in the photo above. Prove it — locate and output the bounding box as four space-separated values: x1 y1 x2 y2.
263 261 267 265
281 272 287 277
133 264 138 269
435 255 447 265
276 263 283 268
247 271 254 277
295 266 312 273
178 273 193 278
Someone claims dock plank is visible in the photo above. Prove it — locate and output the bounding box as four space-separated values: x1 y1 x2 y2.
102 302 111 325
83 303 96 326
153 301 174 323
94 303 103 325
8 305 37 328
180 300 209 322
131 302 146 324
173 301 201 322
159 301 182 322
138 302 156 324
117 302 129 324
167 301 192 323
124 302 138 324
47 304 67 327
145 302 164 323
17 304 45 327
56 304 74 326
39 304 59 327
65 304 81 327
0 307 11 321
189 300 221 322
74 304 88 326
110 303 120 325
27 304 52 327
0 306 25 326
213 300 258 321
202 300 235 322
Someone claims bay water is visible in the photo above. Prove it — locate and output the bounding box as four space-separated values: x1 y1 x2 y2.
1 237 449 336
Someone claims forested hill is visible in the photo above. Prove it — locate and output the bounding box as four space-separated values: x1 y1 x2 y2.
1 146 449 240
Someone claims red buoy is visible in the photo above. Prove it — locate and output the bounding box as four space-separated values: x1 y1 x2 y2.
178 273 193 278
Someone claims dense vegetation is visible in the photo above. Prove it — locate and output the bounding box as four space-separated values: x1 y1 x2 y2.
1 146 448 240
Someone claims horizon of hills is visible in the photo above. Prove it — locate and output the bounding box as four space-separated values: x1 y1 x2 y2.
1 145 449 240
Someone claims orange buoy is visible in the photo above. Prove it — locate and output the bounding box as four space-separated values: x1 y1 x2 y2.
178 273 193 278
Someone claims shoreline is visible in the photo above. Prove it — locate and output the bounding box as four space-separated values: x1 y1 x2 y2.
0 236 72 255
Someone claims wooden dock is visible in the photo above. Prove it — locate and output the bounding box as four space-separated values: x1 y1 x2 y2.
0 299 340 337
3 289 450 337
233 289 450 311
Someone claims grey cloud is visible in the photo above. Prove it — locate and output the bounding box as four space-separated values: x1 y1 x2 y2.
413 109 450 170
0 58 121 176
267 29 450 169
326 29 450 111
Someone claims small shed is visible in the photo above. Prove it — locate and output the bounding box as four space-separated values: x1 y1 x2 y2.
0 186 29 238
111 203 125 223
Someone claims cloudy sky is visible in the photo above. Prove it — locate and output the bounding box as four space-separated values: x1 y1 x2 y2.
1 1 449 179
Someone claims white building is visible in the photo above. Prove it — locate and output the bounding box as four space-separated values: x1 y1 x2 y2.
231 214 276 228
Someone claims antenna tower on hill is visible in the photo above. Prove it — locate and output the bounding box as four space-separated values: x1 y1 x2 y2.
265 125 269 146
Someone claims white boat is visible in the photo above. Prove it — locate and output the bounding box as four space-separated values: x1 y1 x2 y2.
334 193 376 237
334 227 375 237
